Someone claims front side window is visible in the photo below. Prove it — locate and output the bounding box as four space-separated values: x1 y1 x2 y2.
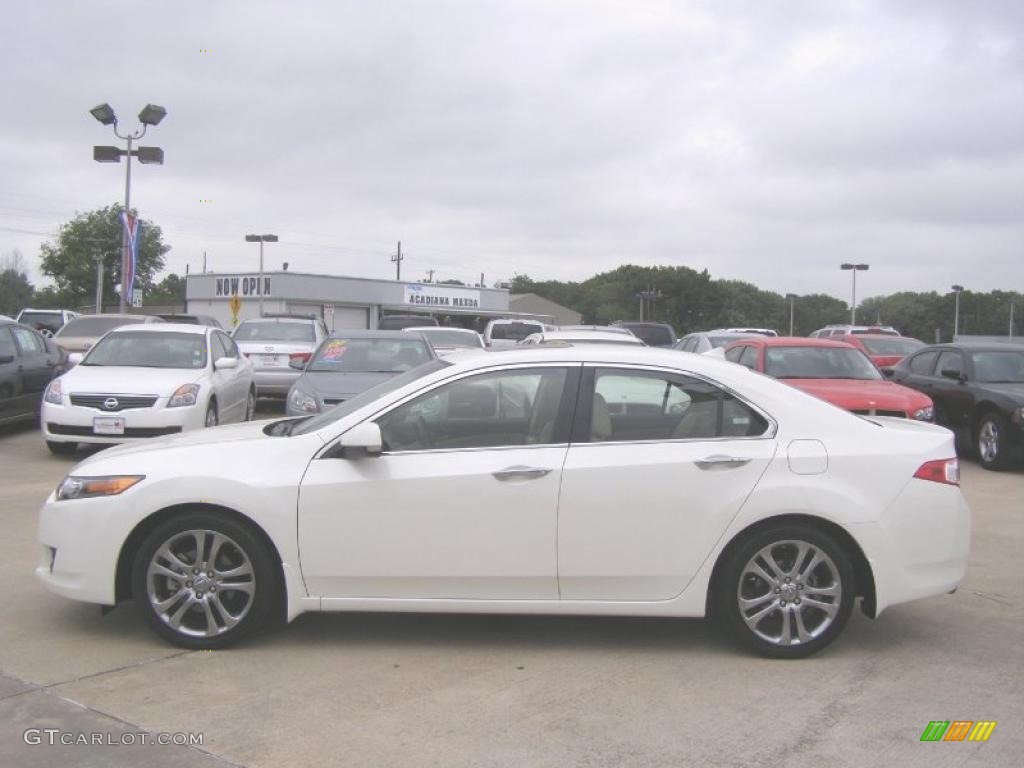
935 351 964 377
82 332 208 369
738 346 759 369
724 346 745 363
971 351 1024 383
377 367 569 451
212 333 232 361
588 369 769 442
11 327 45 354
908 350 939 375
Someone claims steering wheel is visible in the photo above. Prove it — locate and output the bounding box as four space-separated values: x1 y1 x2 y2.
39 328 55 338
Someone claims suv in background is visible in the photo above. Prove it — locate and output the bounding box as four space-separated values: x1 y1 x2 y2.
232 314 329 398
612 321 677 347
15 308 80 337
811 324 900 338
53 313 165 355
484 319 549 348
157 313 223 328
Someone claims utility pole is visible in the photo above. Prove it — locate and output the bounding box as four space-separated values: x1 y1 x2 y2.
94 251 105 314
391 241 403 281
426 269 434 283
480 272 485 288
202 250 207 273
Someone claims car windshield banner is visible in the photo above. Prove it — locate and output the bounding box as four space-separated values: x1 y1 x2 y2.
119 211 142 304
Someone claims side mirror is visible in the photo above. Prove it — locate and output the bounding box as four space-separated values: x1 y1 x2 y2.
68 352 84 366
940 368 964 381
881 368 895 378
214 356 238 370
0 354 13 364
288 357 306 370
338 422 383 457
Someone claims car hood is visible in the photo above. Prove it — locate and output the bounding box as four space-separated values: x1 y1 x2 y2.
59 365 205 394
783 378 932 410
297 370 396 398
75 418 290 465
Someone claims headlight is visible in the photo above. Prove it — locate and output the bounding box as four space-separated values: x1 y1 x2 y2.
56 475 144 501
44 378 62 405
913 406 935 422
168 383 201 408
288 387 318 413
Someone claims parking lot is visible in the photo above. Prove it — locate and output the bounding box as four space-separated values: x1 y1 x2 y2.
1 414 1021 768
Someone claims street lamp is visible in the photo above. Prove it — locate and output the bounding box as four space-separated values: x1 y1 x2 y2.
245 234 279 315
951 285 964 340
90 102 166 313
785 293 797 336
840 263 869 325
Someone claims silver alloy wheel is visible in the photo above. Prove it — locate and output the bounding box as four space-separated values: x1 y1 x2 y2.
146 529 256 637
978 420 1000 464
737 539 842 646
205 403 218 427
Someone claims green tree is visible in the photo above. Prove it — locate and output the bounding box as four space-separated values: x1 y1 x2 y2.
38 204 170 307
147 273 186 306
0 250 34 316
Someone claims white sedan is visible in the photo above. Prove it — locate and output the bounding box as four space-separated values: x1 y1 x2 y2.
41 324 255 454
36 346 969 657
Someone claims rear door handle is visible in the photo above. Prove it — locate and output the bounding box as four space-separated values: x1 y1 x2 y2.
695 455 751 470
492 466 552 481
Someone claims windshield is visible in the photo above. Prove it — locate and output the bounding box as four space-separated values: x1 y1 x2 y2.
18 311 63 326
971 351 1024 383
291 358 451 435
859 337 924 355
417 329 483 348
619 324 673 346
82 331 208 369
309 337 432 372
764 346 882 380
709 334 755 349
57 316 140 337
490 322 543 341
234 321 314 342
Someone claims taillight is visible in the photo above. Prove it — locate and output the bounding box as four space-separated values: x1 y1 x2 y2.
289 352 312 363
914 458 959 486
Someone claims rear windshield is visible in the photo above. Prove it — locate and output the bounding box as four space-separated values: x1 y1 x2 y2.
490 322 543 341
57 316 141 336
234 321 314 342
417 329 483 348
859 337 924 356
378 316 437 330
18 311 64 327
618 324 674 346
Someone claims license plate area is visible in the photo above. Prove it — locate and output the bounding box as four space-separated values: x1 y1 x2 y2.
93 416 125 435
255 353 289 367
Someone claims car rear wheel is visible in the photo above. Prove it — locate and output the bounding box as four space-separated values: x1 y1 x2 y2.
717 524 855 658
131 513 277 649
244 389 256 421
46 440 77 455
975 412 1009 471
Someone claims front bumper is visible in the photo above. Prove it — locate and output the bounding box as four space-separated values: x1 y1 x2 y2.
42 397 206 445
36 492 131 605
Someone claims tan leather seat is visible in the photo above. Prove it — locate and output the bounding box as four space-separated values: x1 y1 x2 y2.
591 392 613 441
671 398 719 439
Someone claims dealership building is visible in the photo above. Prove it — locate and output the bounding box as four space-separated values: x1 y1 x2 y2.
184 271 550 331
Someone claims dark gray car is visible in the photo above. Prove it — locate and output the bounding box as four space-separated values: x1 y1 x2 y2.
0 320 67 426
286 331 436 416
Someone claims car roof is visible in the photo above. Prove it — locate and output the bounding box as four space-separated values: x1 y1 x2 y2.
239 316 316 323
403 326 476 333
734 336 855 348
326 330 431 340
110 323 209 335
536 331 644 343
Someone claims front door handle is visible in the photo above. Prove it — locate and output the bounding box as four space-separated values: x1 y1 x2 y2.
492 466 552 481
695 455 751 470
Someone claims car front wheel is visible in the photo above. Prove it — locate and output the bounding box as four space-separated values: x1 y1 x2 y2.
975 412 1009 471
131 513 277 649
717 524 855 658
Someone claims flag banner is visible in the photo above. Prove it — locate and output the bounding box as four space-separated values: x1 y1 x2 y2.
119 212 142 304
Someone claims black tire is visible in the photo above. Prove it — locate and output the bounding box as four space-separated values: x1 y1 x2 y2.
46 440 77 455
717 523 855 659
204 399 219 428
131 512 277 649
245 388 256 421
975 412 1010 471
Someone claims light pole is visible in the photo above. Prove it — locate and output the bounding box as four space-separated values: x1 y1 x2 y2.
90 103 166 313
951 284 964 340
786 293 797 336
840 263 869 325
245 234 278 315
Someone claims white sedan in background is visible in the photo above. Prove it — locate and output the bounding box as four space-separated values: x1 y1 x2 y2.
519 329 644 346
42 324 255 454
36 346 968 658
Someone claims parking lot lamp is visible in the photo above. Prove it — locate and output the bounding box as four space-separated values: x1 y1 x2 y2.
840 264 869 325
951 285 964 340
786 293 797 336
90 103 166 312
245 234 279 315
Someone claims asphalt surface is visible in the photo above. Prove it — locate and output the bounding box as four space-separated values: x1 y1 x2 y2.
1 411 1021 768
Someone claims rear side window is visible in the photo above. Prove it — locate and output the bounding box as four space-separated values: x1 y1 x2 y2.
908 351 939 375
587 368 768 442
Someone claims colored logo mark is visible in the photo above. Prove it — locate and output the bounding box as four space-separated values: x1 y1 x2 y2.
920 720 996 742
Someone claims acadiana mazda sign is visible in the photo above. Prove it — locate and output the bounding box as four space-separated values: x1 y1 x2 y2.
404 284 480 308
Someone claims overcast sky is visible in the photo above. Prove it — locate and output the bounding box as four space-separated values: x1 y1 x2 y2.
2 0 1021 303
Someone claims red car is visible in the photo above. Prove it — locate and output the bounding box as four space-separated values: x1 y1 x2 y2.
834 334 925 373
723 337 935 420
